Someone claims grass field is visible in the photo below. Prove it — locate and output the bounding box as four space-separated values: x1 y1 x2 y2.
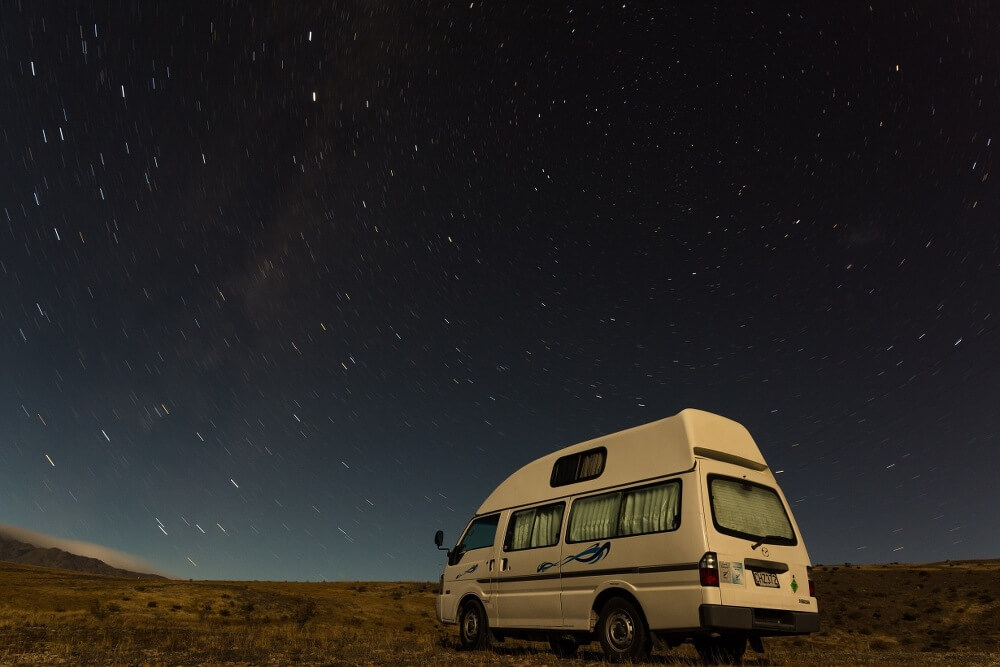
0 559 998 665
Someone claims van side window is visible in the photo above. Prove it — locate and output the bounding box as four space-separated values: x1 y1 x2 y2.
453 514 500 563
504 503 565 551
567 480 681 543
619 481 681 536
550 447 606 487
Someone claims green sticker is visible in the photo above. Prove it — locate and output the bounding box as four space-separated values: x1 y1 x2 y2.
790 576 799 593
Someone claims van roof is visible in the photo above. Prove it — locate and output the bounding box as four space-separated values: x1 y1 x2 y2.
476 408 768 515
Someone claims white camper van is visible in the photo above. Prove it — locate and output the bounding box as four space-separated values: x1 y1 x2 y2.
433 409 819 662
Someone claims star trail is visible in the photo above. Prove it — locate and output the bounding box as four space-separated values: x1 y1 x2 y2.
2 4 998 580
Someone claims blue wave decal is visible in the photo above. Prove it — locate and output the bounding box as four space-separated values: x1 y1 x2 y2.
456 563 478 579
538 541 611 573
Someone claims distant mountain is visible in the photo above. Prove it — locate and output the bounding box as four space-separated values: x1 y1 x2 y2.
0 534 164 579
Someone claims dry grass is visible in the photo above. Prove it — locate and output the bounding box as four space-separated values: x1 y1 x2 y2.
0 559 997 665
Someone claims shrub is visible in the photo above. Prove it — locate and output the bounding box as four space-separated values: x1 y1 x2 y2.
89 599 108 620
293 600 316 627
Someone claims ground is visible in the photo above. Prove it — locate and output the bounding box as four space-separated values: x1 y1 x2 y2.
0 559 997 665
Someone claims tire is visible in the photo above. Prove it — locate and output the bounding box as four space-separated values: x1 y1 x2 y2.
695 635 747 664
548 633 579 659
457 598 491 651
597 596 651 663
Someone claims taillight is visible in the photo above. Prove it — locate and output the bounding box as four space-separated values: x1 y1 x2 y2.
807 566 815 597
700 551 719 587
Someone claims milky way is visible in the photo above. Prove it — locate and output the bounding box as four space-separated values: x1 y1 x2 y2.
2 4 998 580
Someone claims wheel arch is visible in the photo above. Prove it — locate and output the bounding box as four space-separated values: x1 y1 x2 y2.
591 586 648 632
458 591 487 614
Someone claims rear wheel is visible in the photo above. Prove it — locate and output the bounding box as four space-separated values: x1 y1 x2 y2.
457 598 491 651
597 597 651 662
548 633 579 659
695 635 747 664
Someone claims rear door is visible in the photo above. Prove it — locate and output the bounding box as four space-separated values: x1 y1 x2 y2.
703 471 815 613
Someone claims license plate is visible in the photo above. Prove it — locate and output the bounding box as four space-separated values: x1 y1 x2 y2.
752 571 780 588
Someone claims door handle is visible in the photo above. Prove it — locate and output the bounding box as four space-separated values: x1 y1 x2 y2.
501 558 509 571
488 559 495 572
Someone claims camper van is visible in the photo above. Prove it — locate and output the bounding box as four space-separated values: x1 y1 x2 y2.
433 409 819 662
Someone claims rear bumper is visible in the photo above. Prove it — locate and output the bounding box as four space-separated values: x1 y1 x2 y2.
699 604 820 635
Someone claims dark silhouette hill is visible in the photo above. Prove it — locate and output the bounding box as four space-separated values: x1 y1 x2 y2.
0 534 164 579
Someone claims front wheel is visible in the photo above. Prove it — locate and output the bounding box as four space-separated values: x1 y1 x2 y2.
457 598 491 651
597 596 651 662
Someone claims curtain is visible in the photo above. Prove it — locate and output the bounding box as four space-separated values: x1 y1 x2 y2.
711 478 793 538
509 509 535 550
620 482 679 536
530 504 563 547
569 493 620 541
577 450 604 478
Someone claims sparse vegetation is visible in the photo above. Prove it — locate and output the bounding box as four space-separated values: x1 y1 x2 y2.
0 559 998 665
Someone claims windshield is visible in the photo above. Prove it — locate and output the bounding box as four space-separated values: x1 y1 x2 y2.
709 475 797 546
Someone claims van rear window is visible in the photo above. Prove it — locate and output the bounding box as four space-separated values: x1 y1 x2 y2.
550 447 606 487
708 476 797 546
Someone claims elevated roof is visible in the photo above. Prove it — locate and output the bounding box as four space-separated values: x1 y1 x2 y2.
476 408 767 515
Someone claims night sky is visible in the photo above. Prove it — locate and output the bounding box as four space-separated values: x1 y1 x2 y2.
2 3 999 581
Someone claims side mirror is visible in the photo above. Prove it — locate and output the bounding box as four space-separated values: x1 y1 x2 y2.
434 530 444 548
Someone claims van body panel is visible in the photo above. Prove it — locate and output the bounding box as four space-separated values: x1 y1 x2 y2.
438 512 502 625
476 409 761 515
495 541 565 627
697 459 819 616
558 471 704 630
436 409 819 653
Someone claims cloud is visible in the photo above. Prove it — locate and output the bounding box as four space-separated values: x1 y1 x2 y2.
0 524 170 578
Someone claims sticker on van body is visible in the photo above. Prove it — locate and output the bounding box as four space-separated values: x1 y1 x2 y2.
537 541 611 572
456 563 478 579
719 560 744 585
